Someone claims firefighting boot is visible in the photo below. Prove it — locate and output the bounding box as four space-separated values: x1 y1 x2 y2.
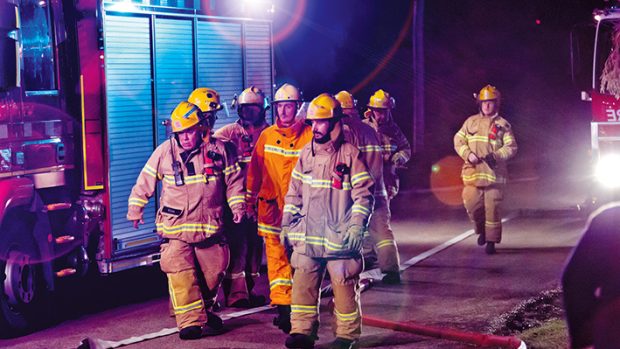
329 337 358 349
285 333 315 349
273 305 292 333
202 311 225 336
179 326 202 340
485 242 496 255
248 293 267 307
382 271 401 284
477 233 486 246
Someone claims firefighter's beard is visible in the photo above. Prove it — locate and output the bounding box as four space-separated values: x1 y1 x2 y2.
313 131 330 144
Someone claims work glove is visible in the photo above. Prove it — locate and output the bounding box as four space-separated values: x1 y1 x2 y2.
483 153 497 169
467 152 480 164
280 226 290 248
342 225 364 252
391 152 408 167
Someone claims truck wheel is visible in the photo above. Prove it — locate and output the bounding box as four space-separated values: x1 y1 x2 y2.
0 221 52 337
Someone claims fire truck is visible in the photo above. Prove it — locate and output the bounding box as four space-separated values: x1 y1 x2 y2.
573 5 620 206
0 0 274 335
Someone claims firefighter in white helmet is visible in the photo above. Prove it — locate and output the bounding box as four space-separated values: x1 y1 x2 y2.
127 99 246 339
363 89 410 284
281 93 374 349
246 83 313 333
454 85 517 254
202 86 270 308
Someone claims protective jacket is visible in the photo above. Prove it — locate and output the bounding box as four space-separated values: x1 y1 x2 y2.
214 120 269 168
453 113 518 187
127 137 245 243
364 116 411 199
246 120 313 237
282 132 375 259
342 117 386 198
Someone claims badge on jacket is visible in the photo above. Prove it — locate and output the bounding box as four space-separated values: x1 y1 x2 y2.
332 163 350 190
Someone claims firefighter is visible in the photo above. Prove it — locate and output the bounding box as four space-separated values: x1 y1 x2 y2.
363 89 410 284
127 100 246 340
453 85 517 255
246 83 313 333
201 86 270 308
335 91 387 272
282 93 374 349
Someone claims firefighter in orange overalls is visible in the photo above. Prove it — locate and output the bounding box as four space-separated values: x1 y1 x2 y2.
204 86 270 308
453 85 517 254
246 83 313 333
282 93 374 349
127 100 245 340
363 89 410 284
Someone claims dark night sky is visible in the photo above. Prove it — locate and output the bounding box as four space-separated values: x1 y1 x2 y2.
269 0 610 188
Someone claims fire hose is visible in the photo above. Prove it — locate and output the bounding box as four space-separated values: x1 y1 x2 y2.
362 315 527 349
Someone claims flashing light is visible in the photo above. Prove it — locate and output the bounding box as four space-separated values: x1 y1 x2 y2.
535 19 541 25
595 14 602 21
595 154 620 189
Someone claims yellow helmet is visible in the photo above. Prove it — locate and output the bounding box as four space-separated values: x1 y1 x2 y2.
188 88 222 112
367 89 395 109
170 101 202 133
236 86 267 107
306 93 342 120
273 83 301 104
476 85 500 102
335 90 355 109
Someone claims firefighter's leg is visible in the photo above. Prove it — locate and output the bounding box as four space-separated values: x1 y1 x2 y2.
223 219 250 307
326 257 363 341
463 185 485 238
484 187 504 243
246 220 266 304
368 196 400 273
264 235 293 305
194 239 230 310
160 239 206 330
289 252 324 337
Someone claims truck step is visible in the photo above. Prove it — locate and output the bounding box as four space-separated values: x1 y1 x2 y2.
55 268 77 278
55 235 76 244
45 203 72 212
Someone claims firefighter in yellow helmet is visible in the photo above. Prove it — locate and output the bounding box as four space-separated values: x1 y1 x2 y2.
127 100 246 339
281 93 374 349
453 85 517 254
363 89 410 284
246 83 313 333
208 86 270 308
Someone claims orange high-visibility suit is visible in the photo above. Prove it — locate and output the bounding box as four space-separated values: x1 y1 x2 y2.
246 120 313 305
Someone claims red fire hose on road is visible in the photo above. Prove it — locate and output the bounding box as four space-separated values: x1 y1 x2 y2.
362 315 527 348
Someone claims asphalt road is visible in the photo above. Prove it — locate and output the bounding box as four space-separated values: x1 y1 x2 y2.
0 177 588 349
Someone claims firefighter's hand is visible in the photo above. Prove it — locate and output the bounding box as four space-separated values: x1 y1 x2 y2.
133 219 144 229
343 225 364 252
467 152 480 164
246 204 257 222
233 211 244 224
391 152 408 167
280 226 290 247
484 153 497 169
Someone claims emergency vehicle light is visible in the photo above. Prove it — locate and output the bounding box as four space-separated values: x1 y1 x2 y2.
595 154 620 189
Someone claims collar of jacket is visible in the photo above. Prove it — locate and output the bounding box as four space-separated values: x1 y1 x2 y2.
275 118 306 138
311 129 344 156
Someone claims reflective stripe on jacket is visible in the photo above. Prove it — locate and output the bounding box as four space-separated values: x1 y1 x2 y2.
282 135 375 258
127 137 245 243
246 120 313 236
453 113 518 187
